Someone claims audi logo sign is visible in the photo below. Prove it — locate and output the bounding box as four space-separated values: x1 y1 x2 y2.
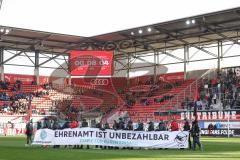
90 79 109 86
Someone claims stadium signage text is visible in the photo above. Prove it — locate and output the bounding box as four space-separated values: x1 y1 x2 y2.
201 129 240 137
54 130 169 141
33 128 189 148
180 111 237 120
70 51 113 76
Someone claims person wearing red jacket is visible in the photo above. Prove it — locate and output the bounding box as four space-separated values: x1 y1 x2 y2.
170 119 179 131
70 120 79 129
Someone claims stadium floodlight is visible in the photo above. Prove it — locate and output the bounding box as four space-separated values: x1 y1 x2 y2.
185 20 190 25
5 29 10 34
191 19 196 24
138 29 143 34
147 27 152 32
0 28 11 34
131 31 134 35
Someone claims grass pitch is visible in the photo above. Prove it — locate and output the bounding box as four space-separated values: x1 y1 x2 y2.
0 137 240 160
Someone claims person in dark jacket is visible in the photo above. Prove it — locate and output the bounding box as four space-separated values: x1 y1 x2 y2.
134 120 144 150
183 119 191 149
113 120 119 130
126 120 133 131
36 121 42 130
126 120 133 150
103 122 112 149
80 119 89 149
118 118 125 130
62 120 70 148
134 120 144 131
155 121 167 131
43 117 51 129
191 120 202 151
95 121 102 149
104 122 110 130
25 121 33 146
148 121 155 131
52 120 60 148
62 121 70 129
113 118 125 149
208 123 214 136
81 119 88 127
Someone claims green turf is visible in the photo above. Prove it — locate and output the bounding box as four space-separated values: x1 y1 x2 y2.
0 137 240 160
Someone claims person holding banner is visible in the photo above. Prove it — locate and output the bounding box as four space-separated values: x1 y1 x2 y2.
62 120 70 149
134 120 144 131
103 122 110 130
135 120 144 150
191 120 202 151
156 121 167 131
183 119 191 150
148 121 155 131
103 122 112 149
170 119 179 131
80 119 90 149
71 120 79 149
113 120 119 130
125 120 134 150
52 120 61 149
118 118 125 130
25 120 33 146
95 121 103 149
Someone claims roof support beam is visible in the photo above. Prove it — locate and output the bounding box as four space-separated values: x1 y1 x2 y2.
189 49 200 60
41 53 68 73
23 52 35 65
114 59 125 68
222 43 234 56
160 50 184 62
119 33 157 52
205 25 240 46
0 50 24 65
38 54 60 66
132 55 152 64
154 27 218 58
121 33 185 63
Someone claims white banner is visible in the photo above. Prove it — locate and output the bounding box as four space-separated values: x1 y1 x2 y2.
32 128 189 148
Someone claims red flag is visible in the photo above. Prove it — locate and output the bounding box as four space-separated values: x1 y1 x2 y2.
194 87 200 101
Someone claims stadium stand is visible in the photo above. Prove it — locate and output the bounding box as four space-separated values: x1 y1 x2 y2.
0 66 239 125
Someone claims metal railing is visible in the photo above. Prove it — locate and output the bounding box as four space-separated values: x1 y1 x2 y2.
160 68 218 112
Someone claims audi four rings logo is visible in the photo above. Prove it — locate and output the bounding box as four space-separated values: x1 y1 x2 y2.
90 79 109 85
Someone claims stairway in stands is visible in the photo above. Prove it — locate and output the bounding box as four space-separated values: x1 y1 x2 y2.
124 79 196 122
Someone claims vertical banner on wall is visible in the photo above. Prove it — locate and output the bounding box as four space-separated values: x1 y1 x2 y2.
70 51 113 76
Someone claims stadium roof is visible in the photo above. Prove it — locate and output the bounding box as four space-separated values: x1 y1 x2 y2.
0 7 240 58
